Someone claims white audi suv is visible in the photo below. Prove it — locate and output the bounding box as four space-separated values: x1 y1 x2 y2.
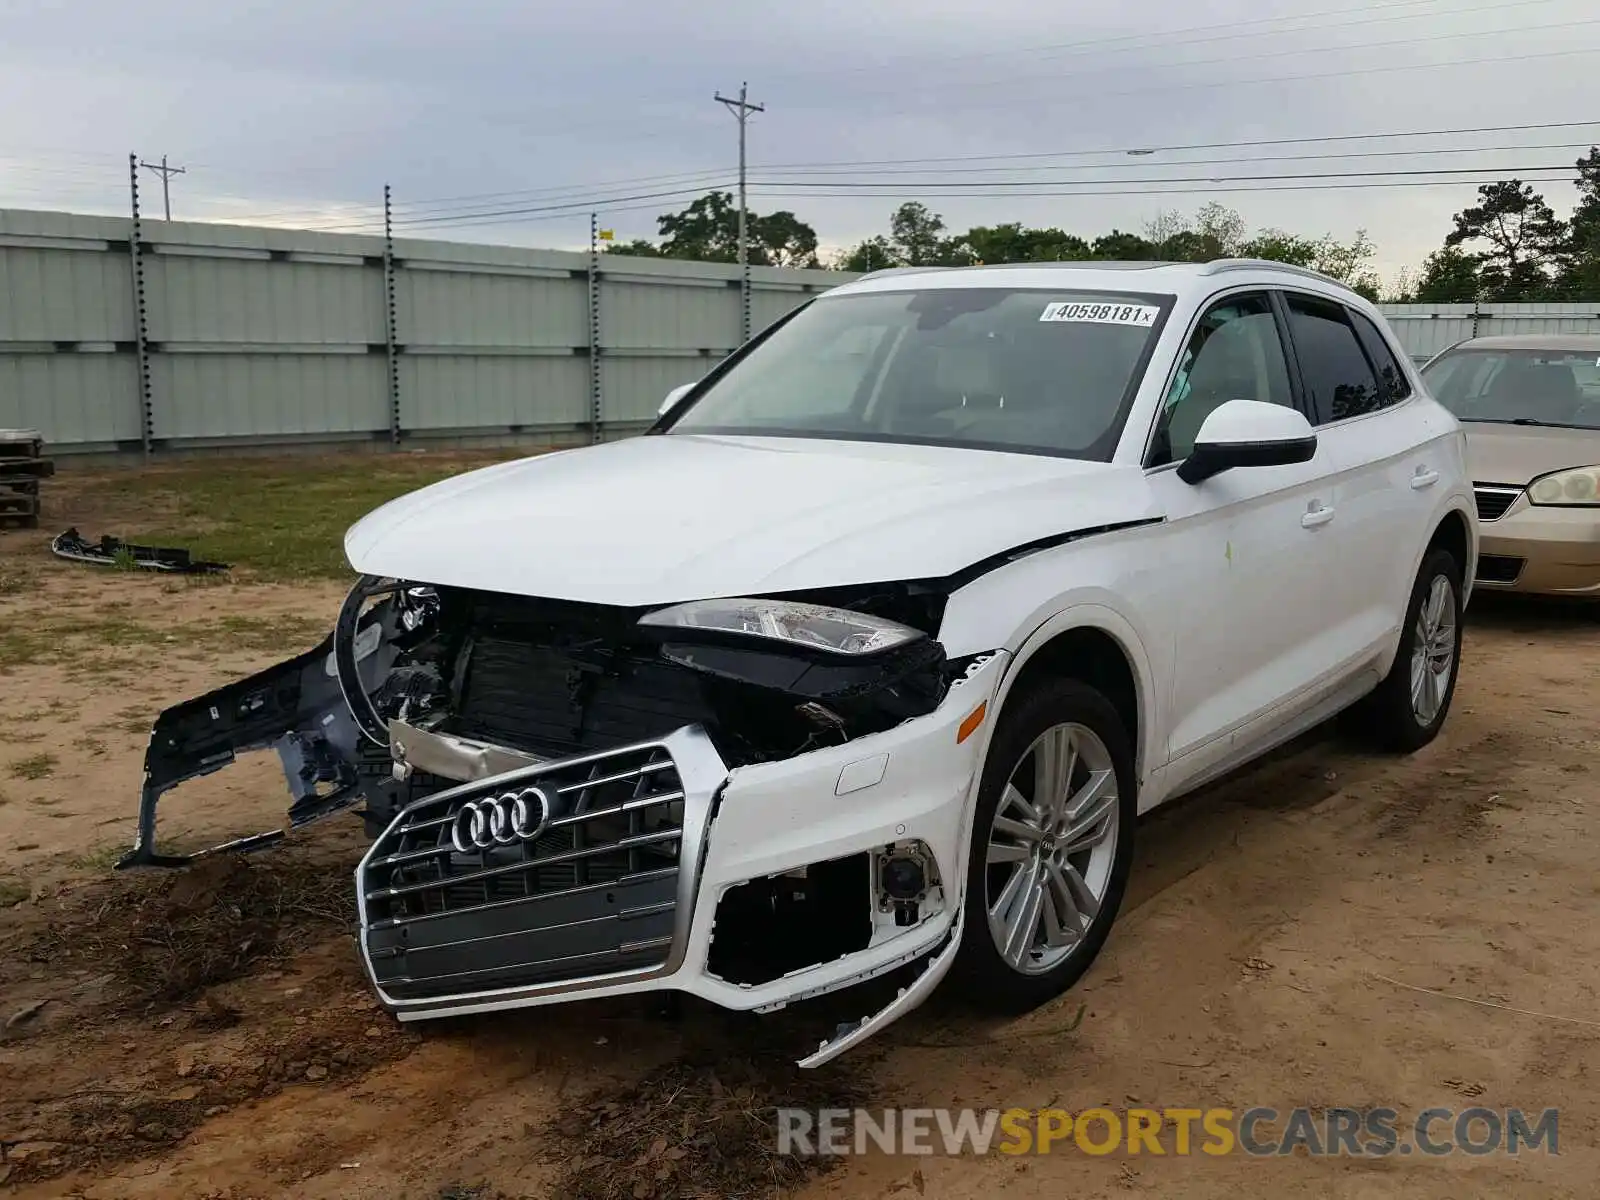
132 259 1476 1066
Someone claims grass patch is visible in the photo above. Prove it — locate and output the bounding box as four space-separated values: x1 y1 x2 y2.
68 842 124 873
63 451 528 583
0 562 38 597
9 753 57 780
1 611 325 670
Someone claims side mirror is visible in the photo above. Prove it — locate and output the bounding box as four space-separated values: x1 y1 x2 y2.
658 382 696 418
1177 399 1317 484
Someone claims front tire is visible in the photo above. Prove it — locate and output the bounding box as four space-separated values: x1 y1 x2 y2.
949 679 1137 1013
1360 546 1463 752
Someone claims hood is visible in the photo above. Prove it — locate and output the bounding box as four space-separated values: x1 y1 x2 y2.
1464 422 1600 486
344 434 1153 607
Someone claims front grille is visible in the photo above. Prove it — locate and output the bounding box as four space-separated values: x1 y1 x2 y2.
1476 554 1525 585
360 739 697 1002
1474 485 1523 522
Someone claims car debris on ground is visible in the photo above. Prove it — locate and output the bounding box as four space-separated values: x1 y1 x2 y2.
50 527 229 574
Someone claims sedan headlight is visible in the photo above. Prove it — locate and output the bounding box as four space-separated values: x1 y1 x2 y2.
638 597 923 656
1528 466 1600 506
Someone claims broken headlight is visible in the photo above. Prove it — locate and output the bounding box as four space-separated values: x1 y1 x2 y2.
638 598 923 656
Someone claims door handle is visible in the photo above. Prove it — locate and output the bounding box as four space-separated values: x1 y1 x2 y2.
1411 467 1440 490
1301 503 1336 529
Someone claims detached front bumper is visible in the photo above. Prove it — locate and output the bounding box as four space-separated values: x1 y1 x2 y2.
357 651 1007 1064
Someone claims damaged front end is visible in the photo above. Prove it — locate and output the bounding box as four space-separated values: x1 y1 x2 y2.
129 575 993 1062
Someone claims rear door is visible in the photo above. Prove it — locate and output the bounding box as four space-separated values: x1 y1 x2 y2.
1275 290 1454 672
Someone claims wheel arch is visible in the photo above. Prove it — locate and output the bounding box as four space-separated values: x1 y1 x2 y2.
990 604 1156 787
1426 504 1474 589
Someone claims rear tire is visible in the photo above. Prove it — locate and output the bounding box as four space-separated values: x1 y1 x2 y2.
949 679 1137 1014
1358 547 1463 752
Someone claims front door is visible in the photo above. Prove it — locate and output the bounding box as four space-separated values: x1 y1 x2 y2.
1142 290 1344 787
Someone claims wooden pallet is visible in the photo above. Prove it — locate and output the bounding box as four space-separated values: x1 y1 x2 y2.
0 430 49 528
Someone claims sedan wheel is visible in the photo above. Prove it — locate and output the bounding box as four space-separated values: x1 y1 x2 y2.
985 721 1120 975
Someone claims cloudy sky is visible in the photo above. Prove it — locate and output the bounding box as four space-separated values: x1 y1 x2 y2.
2 0 1597 282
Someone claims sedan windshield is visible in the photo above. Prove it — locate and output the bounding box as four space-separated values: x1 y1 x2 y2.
662 287 1173 460
1423 347 1600 429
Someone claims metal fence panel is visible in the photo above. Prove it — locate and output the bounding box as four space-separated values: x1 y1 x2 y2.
150 351 389 440
0 350 140 446
599 356 710 427
399 353 588 431
10 202 1600 456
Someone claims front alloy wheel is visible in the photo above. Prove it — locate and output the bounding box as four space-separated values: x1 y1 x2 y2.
952 678 1136 1012
985 723 1119 975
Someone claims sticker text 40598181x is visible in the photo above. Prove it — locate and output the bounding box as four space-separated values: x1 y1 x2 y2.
1039 301 1160 327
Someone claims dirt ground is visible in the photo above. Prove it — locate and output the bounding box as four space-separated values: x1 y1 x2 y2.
2 467 1598 1199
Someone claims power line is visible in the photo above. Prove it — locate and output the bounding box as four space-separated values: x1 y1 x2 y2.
758 0 1461 83
750 175 1580 201
808 43 1600 124
316 184 734 233
788 8 1599 109
754 120 1600 173
757 141 1600 180
218 167 735 227
753 164 1582 191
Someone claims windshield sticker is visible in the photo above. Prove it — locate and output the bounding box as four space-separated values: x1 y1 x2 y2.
1039 301 1160 327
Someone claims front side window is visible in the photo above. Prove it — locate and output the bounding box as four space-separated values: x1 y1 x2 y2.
1284 293 1382 424
663 288 1173 460
1152 292 1294 466
1422 347 1600 429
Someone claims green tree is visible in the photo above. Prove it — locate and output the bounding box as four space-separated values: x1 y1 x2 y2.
1091 229 1159 260
1240 229 1321 268
1443 180 1567 301
602 238 663 257
953 223 1092 264
888 201 951 266
624 191 819 267
1410 246 1483 303
835 235 896 272
1557 147 1600 298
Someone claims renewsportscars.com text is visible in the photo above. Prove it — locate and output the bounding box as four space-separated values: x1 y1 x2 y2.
776 1106 1559 1158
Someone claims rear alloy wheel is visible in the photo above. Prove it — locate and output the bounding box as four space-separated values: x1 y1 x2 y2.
952 679 1136 1012
1359 546 1463 752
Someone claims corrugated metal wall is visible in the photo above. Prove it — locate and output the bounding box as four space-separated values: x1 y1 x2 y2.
0 208 840 453
4 205 1599 454
1380 302 1600 363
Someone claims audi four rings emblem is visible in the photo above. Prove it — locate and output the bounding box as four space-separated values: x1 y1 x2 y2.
450 786 554 853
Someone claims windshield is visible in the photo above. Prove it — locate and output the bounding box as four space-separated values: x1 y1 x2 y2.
1423 347 1600 429
662 287 1174 459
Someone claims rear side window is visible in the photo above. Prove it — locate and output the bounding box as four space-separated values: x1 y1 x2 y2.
1283 293 1382 424
1349 310 1412 405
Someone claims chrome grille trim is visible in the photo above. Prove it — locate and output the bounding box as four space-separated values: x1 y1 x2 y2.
1474 484 1523 522
357 724 728 1015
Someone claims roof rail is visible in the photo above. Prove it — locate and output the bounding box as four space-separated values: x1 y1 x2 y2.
1201 258 1354 291
853 265 955 282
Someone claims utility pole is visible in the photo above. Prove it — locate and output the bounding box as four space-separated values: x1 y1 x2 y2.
714 82 764 343
138 154 186 221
